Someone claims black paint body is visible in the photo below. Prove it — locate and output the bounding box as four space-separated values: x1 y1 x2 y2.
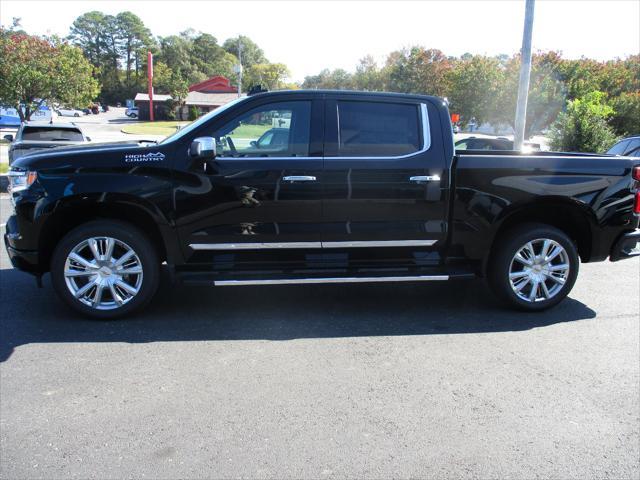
5 91 640 279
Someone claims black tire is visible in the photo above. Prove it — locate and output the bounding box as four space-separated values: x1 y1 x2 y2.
50 220 160 319
488 223 579 311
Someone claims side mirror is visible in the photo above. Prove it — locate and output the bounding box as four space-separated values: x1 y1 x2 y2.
190 136 216 159
249 140 258 147
4 134 13 142
85 136 91 142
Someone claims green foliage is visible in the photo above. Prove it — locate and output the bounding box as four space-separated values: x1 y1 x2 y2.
245 63 290 91
384 47 451 97
188 106 198 121
610 92 640 136
0 31 99 121
446 55 504 127
549 92 619 153
223 35 266 69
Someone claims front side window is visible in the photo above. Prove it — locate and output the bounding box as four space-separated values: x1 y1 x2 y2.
21 127 84 142
210 101 311 157
337 101 422 157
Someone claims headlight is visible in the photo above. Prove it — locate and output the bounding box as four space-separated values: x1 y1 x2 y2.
8 168 38 193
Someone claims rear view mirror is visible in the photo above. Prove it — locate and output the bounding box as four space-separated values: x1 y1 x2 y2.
190 137 216 159
4 134 14 142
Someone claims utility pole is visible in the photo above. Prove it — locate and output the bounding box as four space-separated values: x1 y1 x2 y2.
237 37 243 98
513 0 535 150
147 51 154 122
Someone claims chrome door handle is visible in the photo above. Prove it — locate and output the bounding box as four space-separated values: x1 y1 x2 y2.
409 175 441 183
282 175 317 182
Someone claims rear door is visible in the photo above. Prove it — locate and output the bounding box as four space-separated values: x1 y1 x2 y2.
322 95 449 268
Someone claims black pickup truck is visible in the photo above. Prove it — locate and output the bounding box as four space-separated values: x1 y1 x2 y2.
5 90 640 318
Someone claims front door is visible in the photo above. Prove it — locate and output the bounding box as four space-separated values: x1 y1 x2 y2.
173 96 324 271
322 96 450 268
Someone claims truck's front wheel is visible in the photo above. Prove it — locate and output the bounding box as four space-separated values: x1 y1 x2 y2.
488 223 579 311
51 220 160 319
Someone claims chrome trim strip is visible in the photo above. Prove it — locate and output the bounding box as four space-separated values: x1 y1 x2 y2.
214 275 449 286
189 242 322 250
421 103 431 151
189 240 438 250
322 240 437 248
217 102 433 162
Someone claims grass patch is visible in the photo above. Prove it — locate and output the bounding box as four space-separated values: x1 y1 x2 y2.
0 163 8 174
121 121 189 136
232 123 271 138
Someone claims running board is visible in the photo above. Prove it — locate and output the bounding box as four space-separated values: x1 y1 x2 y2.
214 275 449 286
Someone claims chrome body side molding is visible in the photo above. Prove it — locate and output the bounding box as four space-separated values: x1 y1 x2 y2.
190 239 438 250
189 242 322 250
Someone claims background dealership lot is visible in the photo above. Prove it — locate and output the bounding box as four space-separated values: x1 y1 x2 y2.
1 181 638 477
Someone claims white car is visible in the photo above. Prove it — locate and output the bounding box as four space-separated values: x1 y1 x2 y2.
56 107 84 117
125 107 139 118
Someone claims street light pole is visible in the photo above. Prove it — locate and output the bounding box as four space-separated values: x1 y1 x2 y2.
513 0 535 150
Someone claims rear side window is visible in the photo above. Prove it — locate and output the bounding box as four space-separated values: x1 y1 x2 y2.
624 139 640 155
337 101 422 157
21 127 84 142
607 139 629 155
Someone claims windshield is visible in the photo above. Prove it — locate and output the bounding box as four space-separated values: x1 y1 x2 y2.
160 96 248 144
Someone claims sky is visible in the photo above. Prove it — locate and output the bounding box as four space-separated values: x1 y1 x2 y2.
1 0 639 82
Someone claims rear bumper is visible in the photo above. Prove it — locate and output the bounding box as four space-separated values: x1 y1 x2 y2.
610 229 640 262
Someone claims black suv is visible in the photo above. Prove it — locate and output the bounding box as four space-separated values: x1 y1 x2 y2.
5 90 640 318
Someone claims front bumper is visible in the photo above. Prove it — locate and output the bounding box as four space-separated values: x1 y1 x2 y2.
610 229 640 262
4 215 40 274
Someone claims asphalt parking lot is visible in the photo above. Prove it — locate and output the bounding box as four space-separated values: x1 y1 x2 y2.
0 193 639 479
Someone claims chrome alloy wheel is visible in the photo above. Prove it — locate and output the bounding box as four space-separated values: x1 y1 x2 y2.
508 238 570 303
63 237 143 310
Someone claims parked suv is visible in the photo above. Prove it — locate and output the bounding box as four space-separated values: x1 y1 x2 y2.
4 122 90 164
5 91 640 318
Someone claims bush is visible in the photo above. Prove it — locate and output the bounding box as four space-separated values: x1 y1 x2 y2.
188 106 198 121
549 91 619 153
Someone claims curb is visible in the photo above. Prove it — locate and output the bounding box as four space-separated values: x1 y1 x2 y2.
0 175 8 193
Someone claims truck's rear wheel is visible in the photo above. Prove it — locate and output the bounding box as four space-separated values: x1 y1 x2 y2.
51 221 159 319
488 223 579 311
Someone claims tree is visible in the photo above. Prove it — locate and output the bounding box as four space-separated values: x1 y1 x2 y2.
446 55 505 127
384 47 451 97
0 32 99 121
353 55 384 91
610 91 640 136
548 91 618 153
245 63 290 91
116 12 153 86
494 52 566 137
223 35 266 68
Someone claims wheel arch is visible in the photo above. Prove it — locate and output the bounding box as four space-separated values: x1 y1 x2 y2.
37 197 175 272
483 198 594 274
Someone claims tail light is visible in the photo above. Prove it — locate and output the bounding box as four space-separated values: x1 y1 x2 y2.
633 166 640 182
634 190 640 215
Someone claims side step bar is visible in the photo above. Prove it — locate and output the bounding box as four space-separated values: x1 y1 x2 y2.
214 275 449 286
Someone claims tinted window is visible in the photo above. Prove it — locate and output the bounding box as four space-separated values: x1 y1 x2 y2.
21 127 84 141
624 139 640 155
337 101 421 156
607 139 629 155
211 101 310 157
